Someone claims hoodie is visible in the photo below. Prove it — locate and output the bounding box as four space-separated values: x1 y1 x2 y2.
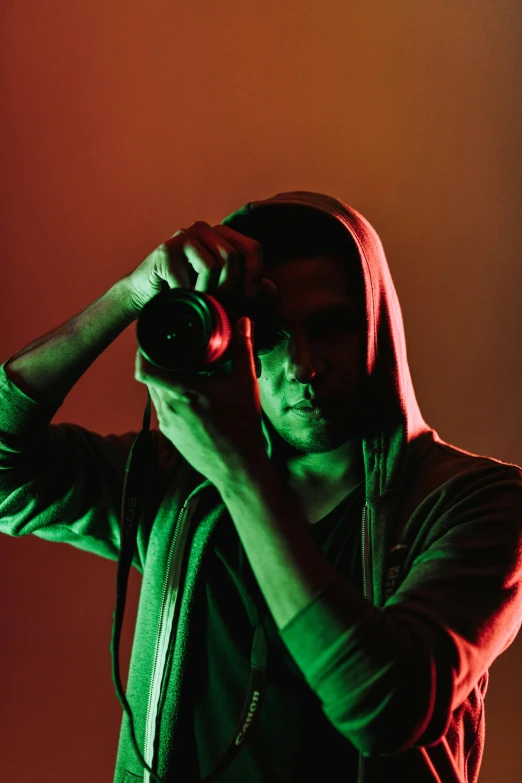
0 190 521 783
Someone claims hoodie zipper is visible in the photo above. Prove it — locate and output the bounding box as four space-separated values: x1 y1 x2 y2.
143 498 372 782
357 502 370 783
143 501 193 783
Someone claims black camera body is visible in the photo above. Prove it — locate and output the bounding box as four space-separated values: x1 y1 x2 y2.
136 284 282 378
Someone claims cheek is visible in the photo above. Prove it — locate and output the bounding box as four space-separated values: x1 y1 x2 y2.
337 331 365 375
258 359 280 405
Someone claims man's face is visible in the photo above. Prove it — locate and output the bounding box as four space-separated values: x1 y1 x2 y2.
258 254 366 461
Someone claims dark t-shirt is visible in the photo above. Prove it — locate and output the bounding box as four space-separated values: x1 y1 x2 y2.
178 483 365 783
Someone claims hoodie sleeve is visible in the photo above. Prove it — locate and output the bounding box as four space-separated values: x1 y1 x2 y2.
0 359 173 573
277 464 522 756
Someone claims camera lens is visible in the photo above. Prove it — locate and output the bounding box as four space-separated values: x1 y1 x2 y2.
136 289 231 372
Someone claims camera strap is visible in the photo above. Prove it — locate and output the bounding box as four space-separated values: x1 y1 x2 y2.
111 390 267 783
111 389 162 780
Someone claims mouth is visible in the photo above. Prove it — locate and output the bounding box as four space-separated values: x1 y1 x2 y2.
291 397 332 409
290 401 334 419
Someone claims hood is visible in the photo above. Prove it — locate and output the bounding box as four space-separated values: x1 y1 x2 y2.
221 190 432 503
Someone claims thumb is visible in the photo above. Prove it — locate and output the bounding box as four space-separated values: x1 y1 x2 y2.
233 316 255 373
236 317 262 381
237 316 252 340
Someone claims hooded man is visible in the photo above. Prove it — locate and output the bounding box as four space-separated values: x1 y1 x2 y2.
1 190 521 783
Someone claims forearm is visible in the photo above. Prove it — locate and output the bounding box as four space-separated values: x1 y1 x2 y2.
5 278 139 404
216 459 435 755
217 456 338 630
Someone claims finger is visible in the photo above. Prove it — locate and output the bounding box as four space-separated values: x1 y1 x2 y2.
135 351 204 402
212 224 264 297
149 382 191 425
165 230 220 292
184 221 242 293
148 385 166 416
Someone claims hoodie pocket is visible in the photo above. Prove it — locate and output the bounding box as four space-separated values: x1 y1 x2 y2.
123 772 143 782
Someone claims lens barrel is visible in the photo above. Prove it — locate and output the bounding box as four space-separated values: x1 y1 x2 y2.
136 289 234 373
136 285 281 375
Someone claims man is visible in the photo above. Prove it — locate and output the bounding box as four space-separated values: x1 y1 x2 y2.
1 190 521 783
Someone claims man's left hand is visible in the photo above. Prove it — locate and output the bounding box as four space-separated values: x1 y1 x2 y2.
135 316 268 490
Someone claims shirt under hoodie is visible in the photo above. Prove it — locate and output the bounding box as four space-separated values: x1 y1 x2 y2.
1 190 522 783
184 483 364 783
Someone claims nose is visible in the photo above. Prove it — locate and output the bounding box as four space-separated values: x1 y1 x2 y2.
289 336 321 383
296 368 317 382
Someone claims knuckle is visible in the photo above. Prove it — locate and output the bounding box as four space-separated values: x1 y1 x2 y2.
163 235 182 254
220 245 240 263
167 229 186 244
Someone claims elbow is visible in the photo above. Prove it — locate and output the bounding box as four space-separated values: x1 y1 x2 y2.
333 708 451 759
326 653 454 757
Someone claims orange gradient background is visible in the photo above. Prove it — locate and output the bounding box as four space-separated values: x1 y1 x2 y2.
1 2 521 781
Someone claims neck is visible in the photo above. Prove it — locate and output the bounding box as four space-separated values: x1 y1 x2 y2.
272 438 364 492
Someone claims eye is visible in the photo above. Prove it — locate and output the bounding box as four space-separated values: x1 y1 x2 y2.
271 327 289 346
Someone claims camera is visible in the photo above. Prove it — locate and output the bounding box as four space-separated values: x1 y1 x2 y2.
136 276 283 378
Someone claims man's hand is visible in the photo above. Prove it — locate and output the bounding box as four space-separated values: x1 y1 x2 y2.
135 316 268 489
123 220 274 314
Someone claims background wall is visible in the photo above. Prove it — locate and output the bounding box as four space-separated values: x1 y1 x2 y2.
1 1 521 781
